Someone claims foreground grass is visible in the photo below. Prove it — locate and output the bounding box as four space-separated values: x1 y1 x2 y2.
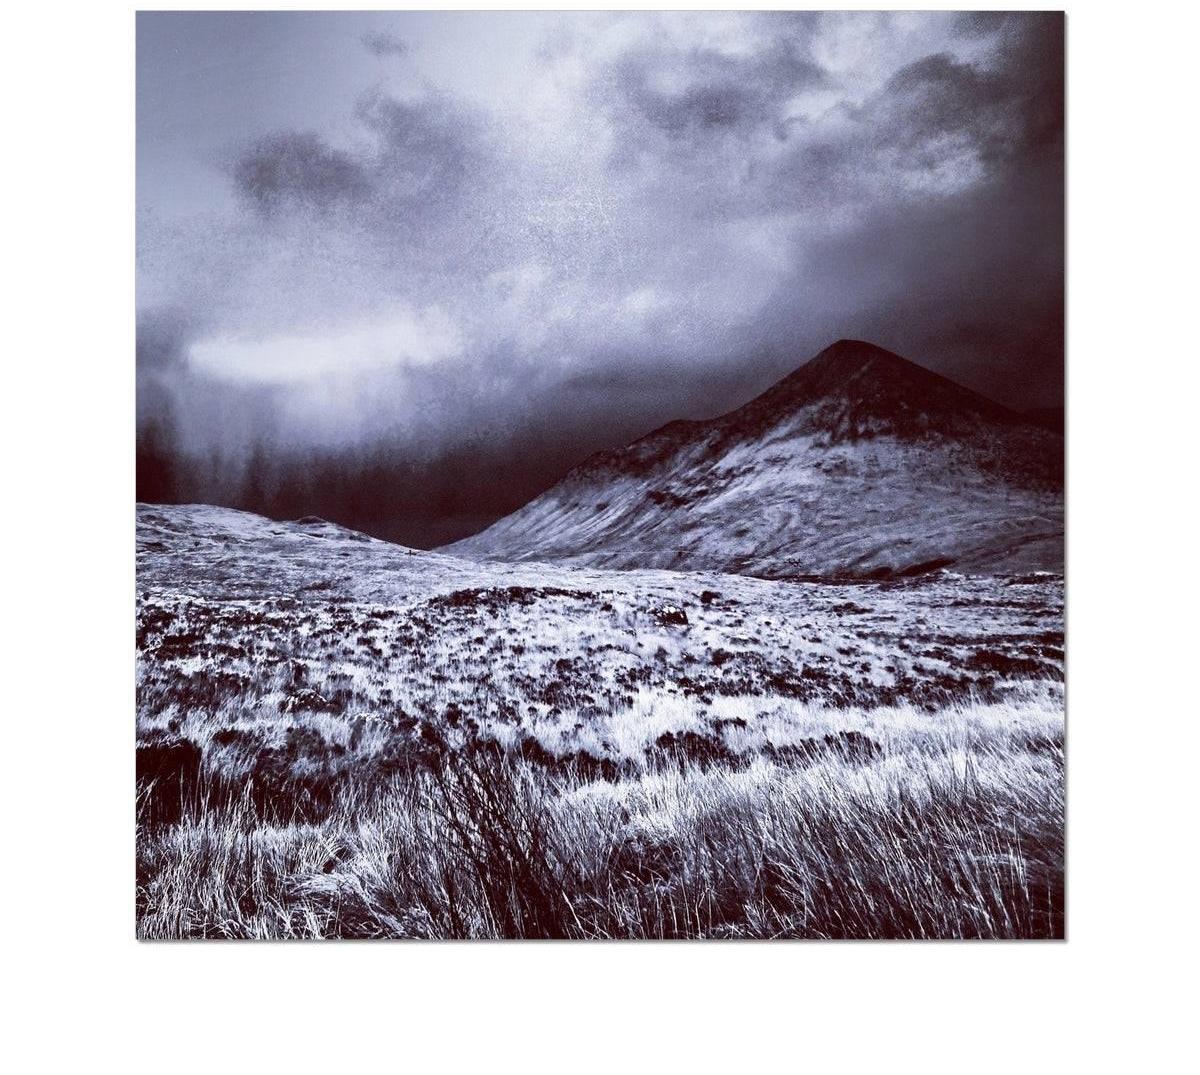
137 717 1063 940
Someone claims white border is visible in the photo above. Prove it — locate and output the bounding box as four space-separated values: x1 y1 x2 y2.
6 2 1198 1070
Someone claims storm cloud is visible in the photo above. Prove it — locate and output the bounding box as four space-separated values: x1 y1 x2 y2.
136 11 1063 547
231 131 372 215
361 30 409 59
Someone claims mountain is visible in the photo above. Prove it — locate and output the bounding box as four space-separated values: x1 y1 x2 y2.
1024 406 1065 435
443 340 1064 578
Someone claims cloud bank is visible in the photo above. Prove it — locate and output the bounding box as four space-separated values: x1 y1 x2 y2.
137 10 1063 546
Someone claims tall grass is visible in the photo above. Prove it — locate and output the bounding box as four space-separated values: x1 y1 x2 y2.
137 727 1063 940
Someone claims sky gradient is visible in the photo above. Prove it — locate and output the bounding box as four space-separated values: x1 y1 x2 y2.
136 10 1064 546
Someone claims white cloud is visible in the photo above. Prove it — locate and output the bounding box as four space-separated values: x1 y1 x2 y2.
188 308 463 384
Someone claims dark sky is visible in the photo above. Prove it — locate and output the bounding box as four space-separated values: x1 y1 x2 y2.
136 11 1064 547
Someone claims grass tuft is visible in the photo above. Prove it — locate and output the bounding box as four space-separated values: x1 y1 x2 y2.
137 714 1063 940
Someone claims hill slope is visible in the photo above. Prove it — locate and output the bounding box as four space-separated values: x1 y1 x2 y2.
138 502 1063 739
444 340 1063 577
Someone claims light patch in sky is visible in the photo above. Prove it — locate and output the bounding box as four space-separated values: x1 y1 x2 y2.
188 309 463 384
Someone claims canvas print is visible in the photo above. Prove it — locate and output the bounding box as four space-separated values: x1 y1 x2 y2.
136 10 1065 939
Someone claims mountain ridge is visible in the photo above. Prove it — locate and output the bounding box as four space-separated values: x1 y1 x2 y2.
444 339 1063 578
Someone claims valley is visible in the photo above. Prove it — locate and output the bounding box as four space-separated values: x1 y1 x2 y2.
136 341 1065 940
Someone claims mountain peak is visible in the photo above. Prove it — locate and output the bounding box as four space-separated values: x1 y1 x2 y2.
739 338 1021 443
811 337 907 369
444 337 1063 577
816 338 946 381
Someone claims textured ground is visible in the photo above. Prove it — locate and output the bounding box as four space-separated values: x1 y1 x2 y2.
138 503 1063 766
136 503 1064 939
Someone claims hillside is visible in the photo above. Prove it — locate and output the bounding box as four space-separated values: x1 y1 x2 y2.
444 340 1063 577
138 502 1063 753
137 502 1063 938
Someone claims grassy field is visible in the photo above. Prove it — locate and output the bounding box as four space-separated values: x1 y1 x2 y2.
137 688 1063 939
136 505 1064 940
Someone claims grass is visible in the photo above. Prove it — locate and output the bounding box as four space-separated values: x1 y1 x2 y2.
136 697 1063 940
135 507 1064 940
